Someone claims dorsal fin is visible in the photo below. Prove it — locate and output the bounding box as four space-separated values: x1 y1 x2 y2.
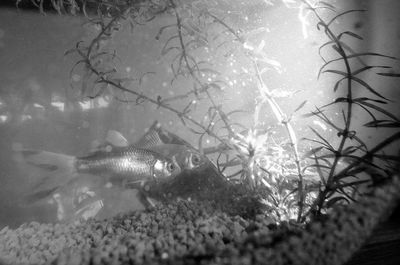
139 121 197 149
134 129 164 148
134 121 164 148
105 130 129 147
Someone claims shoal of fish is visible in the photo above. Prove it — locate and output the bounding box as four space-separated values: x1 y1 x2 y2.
16 121 223 223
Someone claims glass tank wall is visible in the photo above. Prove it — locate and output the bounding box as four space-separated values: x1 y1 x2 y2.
0 0 399 230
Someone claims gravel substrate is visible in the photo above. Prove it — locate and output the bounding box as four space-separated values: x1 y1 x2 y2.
1 176 400 265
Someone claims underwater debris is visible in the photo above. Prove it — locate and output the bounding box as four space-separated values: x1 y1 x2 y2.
0 175 399 265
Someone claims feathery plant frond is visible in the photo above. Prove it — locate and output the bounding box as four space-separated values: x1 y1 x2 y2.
301 0 400 221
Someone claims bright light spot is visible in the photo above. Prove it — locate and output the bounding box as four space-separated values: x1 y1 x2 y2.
51 101 65 112
21 115 32 121
206 139 210 144
97 97 109 108
79 100 91 110
162 82 168 87
243 42 254 51
126 67 131 73
298 3 312 39
313 120 327 131
33 103 45 109
0 115 8 123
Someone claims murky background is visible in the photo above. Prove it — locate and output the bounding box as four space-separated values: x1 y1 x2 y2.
1 0 399 228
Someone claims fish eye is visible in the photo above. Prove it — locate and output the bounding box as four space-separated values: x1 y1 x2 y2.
167 162 175 172
191 154 201 165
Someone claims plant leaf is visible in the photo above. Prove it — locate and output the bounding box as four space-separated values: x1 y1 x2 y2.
327 10 366 27
352 65 391 76
376 72 400 77
364 120 400 128
351 75 388 99
293 100 308 113
338 31 363 41
356 101 400 121
326 196 349 208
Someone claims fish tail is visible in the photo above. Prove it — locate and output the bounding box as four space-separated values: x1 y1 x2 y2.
14 147 78 203
18 149 76 174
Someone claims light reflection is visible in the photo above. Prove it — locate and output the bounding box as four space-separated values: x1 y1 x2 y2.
21 114 32 122
0 115 8 123
33 103 45 109
79 97 110 111
51 101 64 112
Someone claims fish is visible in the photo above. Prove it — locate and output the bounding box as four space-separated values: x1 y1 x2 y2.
18 143 181 203
84 122 227 200
18 121 226 222
127 122 228 200
99 121 210 172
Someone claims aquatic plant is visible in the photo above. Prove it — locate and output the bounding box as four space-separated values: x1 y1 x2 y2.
15 0 400 224
299 0 400 221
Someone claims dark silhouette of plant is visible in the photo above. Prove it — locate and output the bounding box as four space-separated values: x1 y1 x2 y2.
300 0 400 221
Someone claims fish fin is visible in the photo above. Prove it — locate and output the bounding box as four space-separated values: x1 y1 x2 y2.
134 122 165 148
105 130 129 147
151 121 197 148
21 186 60 205
16 148 78 202
124 179 146 189
88 130 129 154
19 149 76 173
90 139 102 152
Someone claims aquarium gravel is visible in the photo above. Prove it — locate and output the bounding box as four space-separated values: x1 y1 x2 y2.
1 176 400 265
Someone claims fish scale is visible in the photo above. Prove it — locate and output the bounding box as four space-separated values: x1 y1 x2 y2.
75 147 164 181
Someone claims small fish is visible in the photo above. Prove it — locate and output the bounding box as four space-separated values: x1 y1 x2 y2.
89 122 226 199
76 146 180 182
96 122 209 172
19 145 181 202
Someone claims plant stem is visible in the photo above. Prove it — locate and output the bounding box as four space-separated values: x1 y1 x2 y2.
208 11 305 221
302 0 355 216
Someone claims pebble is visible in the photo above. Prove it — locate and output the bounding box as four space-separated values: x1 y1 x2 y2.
0 177 398 265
